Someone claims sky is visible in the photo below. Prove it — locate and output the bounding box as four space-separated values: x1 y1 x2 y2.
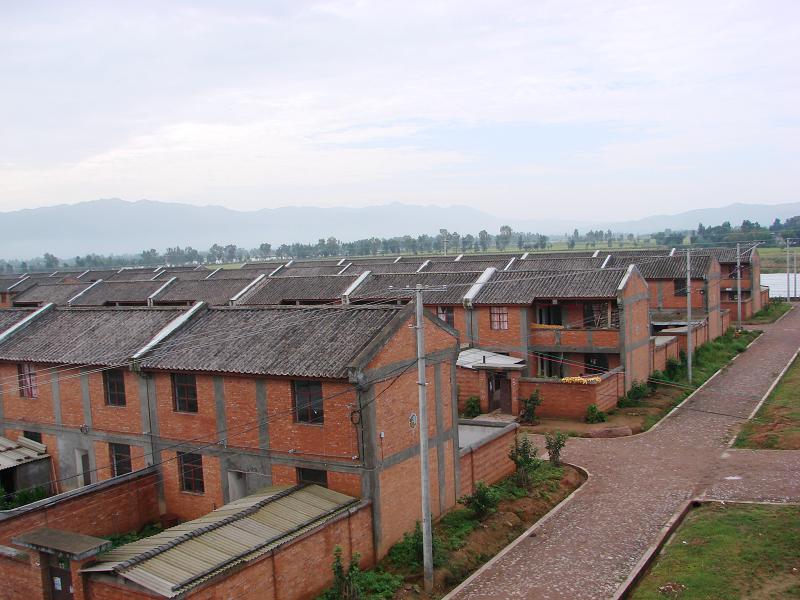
1 0 798 219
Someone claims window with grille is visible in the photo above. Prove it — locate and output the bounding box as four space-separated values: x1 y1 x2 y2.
294 381 324 424
172 373 198 413
673 279 688 296
109 443 132 477
17 363 38 398
103 369 127 406
297 467 328 487
436 306 455 327
490 306 509 330
582 302 618 328
178 452 204 493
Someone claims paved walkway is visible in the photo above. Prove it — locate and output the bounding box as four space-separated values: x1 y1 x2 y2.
449 306 800 600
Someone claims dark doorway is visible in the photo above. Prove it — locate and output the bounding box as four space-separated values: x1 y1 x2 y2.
488 372 512 413
585 354 609 375
48 557 73 600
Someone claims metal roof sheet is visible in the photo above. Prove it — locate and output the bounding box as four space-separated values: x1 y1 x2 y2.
85 485 357 598
0 435 48 472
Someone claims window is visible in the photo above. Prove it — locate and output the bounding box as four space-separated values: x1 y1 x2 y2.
297 468 328 487
172 374 198 413
490 306 509 330
436 306 455 327
673 279 688 296
23 431 42 443
583 302 611 328
17 363 38 398
294 381 324 423
727 267 741 280
178 452 204 493
538 353 564 378
537 305 562 325
103 369 127 406
109 443 132 477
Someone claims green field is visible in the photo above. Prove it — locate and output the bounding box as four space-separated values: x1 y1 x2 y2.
631 503 800 599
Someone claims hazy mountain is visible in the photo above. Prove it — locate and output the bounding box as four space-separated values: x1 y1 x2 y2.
1 198 798 259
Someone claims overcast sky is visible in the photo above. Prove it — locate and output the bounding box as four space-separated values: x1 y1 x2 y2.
1 1 798 219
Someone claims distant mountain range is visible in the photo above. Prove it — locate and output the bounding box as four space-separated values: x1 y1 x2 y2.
1 198 799 259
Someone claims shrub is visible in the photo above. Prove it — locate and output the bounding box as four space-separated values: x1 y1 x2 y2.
585 403 607 424
320 547 402 600
665 357 681 380
463 396 481 418
628 381 649 401
544 431 568 466
519 390 542 424
460 481 501 519
387 522 442 570
508 435 542 487
0 485 48 511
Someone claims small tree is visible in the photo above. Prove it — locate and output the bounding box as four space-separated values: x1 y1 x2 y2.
460 482 501 518
544 431 568 466
585 404 607 424
330 546 362 600
508 435 542 487
463 396 481 418
519 390 542 424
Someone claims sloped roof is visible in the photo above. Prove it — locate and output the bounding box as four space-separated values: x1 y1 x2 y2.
348 272 482 304
674 246 757 264
84 485 358 598
137 305 405 378
107 270 160 282
77 269 123 282
152 278 255 306
474 269 629 304
0 307 185 366
0 308 36 332
510 257 607 271
605 255 714 278
208 267 275 279
457 348 525 370
0 435 48 472
153 270 212 281
238 275 357 305
273 265 346 277
69 281 168 306
12 283 93 306
341 262 426 275
426 259 511 273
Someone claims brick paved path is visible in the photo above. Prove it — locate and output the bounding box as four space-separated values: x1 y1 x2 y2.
448 307 800 600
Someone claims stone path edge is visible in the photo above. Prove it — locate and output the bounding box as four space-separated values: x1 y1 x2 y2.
726 346 800 447
611 498 800 599
440 463 591 600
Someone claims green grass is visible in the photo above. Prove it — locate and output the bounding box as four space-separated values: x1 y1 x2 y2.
642 329 761 431
630 503 800 599
735 354 800 449
0 486 49 510
746 301 792 324
105 522 163 548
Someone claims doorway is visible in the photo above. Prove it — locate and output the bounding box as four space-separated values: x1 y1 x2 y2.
488 372 512 413
48 556 74 600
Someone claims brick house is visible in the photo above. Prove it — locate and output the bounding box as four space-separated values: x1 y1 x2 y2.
0 302 460 567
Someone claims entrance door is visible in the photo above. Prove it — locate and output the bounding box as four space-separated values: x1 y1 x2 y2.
488 373 512 414
49 562 73 600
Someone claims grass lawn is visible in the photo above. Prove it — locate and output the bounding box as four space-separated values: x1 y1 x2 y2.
734 354 800 449
630 503 800 599
746 301 793 324
757 246 793 274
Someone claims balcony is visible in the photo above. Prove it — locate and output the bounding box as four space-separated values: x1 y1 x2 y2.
529 323 620 351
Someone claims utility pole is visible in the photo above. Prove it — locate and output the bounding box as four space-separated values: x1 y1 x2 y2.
414 285 435 594
686 249 693 385
788 239 792 302
794 246 797 301
736 242 742 331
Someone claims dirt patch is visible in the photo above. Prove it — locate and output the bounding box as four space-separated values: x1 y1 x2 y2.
389 465 585 599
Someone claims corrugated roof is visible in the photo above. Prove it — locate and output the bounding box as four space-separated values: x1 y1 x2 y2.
341 262 426 274
85 485 358 598
605 255 714 278
426 260 511 273
153 270 212 281
474 269 628 304
69 281 168 306
273 265 347 277
208 267 275 279
0 307 186 366
107 270 160 282
510 257 607 271
0 308 36 331
0 435 48 472
674 246 756 264
77 269 123 282
137 305 404 378
349 272 482 304
457 348 525 370
152 279 255 306
238 275 357 305
12 283 93 306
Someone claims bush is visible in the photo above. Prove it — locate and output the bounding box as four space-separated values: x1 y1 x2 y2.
585 404 607 424
320 547 402 600
544 431 568 466
519 391 542 424
460 481 501 519
665 357 681 380
508 435 542 487
463 396 481 419
0 485 48 511
387 522 442 570
617 380 651 408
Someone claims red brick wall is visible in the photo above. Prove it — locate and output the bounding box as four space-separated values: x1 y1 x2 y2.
0 362 58 427
0 472 160 600
85 504 374 600
90 370 144 436
154 373 218 443
651 337 679 373
161 451 223 521
519 373 624 419
459 426 517 497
